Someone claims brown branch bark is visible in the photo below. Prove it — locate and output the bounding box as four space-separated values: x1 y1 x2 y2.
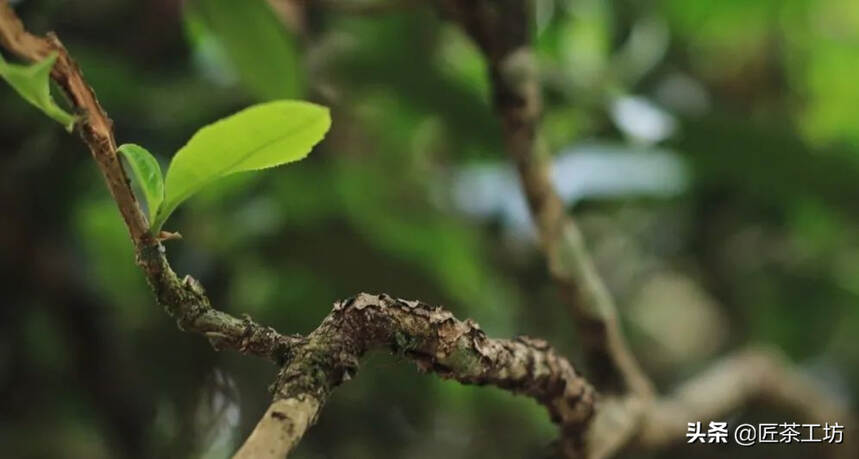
0 1 146 244
582 347 856 459
0 0 297 362
0 7 597 457
237 293 596 457
4 2 852 458
636 347 856 454
436 2 855 458
436 0 653 397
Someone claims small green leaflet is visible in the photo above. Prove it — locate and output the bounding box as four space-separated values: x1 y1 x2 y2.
153 100 330 231
118 144 165 224
0 52 76 131
119 100 330 233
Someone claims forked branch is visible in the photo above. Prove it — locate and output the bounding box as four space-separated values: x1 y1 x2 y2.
436 1 854 458
0 3 597 457
437 0 653 397
0 0 294 360
237 293 596 457
1 2 852 458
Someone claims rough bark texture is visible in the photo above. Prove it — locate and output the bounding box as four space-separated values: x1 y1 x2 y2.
0 1 146 244
435 1 855 458
0 0 298 362
0 7 597 457
436 0 653 397
1 2 854 459
238 293 597 457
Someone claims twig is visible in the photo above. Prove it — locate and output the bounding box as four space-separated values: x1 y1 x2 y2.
585 347 856 459
5 3 851 458
0 7 597 457
436 2 855 459
236 293 596 457
436 0 653 397
0 0 296 362
637 347 855 453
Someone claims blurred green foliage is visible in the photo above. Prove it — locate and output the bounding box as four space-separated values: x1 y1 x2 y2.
1 0 858 458
184 0 303 100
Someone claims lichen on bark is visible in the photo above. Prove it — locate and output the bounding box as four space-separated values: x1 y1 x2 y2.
270 293 596 447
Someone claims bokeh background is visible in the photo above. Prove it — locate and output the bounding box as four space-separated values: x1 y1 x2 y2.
1 0 858 458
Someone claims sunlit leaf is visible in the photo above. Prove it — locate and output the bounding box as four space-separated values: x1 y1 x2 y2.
118 143 165 223
152 100 330 231
0 52 76 131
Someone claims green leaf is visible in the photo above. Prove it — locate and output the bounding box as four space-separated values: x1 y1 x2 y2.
117 144 165 224
183 0 302 101
152 100 330 231
0 52 76 131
